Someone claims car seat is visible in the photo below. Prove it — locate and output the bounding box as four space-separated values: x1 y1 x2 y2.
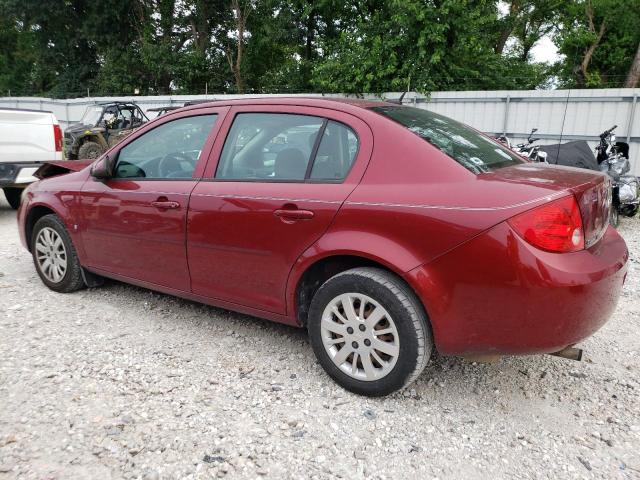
274 148 307 179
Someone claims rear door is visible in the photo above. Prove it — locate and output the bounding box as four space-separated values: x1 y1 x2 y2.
187 105 373 314
79 107 228 290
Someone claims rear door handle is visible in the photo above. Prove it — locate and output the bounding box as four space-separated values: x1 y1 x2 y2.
273 209 315 220
151 200 180 210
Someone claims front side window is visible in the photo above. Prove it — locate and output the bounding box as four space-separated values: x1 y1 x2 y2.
114 114 217 179
216 113 359 182
370 106 524 173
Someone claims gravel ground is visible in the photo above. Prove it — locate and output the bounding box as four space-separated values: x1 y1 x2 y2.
0 195 639 480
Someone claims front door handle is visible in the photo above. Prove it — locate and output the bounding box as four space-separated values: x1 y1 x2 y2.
151 199 180 210
273 209 315 220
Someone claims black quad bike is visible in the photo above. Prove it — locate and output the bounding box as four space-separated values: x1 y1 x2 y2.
65 102 148 160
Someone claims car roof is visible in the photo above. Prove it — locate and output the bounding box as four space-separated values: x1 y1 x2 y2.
182 96 391 113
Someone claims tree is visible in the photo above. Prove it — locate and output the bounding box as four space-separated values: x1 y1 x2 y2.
310 0 552 93
626 42 640 87
225 0 251 93
554 0 640 87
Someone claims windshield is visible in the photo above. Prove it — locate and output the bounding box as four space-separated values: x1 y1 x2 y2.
370 106 524 173
81 106 103 125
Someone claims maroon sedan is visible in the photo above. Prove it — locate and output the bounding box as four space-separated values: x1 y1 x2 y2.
18 98 628 396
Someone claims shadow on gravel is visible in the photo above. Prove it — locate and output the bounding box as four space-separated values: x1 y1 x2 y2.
88 277 561 402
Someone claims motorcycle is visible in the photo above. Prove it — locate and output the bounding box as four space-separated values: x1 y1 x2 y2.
496 128 548 163
595 125 639 226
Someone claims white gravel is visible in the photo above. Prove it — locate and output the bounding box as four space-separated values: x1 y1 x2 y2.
1 195 639 480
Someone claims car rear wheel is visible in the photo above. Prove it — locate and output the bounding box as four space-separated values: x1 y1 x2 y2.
3 187 22 210
307 267 432 396
31 214 85 293
78 141 103 160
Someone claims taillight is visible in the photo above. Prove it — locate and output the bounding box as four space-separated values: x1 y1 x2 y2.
576 179 611 248
508 195 584 253
53 124 63 152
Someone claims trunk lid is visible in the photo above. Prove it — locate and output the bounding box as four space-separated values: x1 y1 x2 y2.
482 163 611 249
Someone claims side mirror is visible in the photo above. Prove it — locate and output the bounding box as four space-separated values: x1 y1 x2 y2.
531 128 538 134
90 154 116 180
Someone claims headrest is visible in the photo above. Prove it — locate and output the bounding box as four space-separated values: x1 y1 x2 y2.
275 148 307 179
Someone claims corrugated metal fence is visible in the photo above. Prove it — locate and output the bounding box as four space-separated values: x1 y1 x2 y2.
1 89 638 175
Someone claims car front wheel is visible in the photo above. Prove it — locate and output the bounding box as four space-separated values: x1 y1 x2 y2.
31 214 85 293
308 267 432 396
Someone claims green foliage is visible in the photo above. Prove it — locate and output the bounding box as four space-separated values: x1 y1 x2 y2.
553 0 640 87
0 0 637 97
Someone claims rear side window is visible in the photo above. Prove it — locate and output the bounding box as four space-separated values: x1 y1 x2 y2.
216 113 323 180
370 106 524 173
310 121 358 181
215 113 359 182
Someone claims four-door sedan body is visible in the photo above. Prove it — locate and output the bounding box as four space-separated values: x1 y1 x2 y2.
18 97 628 396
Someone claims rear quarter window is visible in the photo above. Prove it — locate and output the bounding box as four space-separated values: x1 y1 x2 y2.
370 106 524 173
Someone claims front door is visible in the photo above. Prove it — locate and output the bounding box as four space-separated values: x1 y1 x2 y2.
188 105 372 314
79 109 225 290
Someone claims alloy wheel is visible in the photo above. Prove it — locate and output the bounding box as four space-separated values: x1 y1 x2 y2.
320 293 399 381
35 227 67 283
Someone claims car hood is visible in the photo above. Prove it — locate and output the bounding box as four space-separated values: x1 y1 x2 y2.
34 160 94 179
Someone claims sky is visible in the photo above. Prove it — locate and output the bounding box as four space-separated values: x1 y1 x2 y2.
531 35 561 63
497 1 562 64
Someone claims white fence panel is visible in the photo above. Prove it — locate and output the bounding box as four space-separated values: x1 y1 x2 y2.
1 89 638 175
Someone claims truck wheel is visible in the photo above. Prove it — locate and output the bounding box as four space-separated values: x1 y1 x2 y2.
78 141 104 160
307 267 433 397
3 187 22 210
31 214 85 293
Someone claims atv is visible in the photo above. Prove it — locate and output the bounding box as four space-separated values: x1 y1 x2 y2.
65 102 148 160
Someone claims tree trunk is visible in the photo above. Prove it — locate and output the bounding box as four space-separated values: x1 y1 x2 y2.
226 0 247 93
625 42 640 88
302 9 316 90
494 0 521 54
574 2 606 88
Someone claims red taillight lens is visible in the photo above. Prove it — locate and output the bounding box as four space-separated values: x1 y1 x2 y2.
508 195 584 253
53 124 63 152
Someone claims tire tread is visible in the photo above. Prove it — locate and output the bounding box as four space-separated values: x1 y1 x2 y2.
329 267 431 390
32 214 85 293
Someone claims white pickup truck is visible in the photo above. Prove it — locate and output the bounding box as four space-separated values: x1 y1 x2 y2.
0 108 63 209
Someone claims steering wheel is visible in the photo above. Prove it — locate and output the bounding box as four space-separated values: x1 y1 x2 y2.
158 152 194 178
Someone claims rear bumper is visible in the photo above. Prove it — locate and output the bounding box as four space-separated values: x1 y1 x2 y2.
406 221 628 356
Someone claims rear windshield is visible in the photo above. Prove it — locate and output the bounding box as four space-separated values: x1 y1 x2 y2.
370 106 524 173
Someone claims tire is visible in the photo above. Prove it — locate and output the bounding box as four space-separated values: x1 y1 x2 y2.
620 204 639 218
77 141 104 160
307 267 432 397
3 187 22 210
31 214 85 293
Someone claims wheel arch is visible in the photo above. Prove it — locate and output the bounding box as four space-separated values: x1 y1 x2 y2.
79 134 108 150
288 249 432 329
24 201 71 252
24 204 59 251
